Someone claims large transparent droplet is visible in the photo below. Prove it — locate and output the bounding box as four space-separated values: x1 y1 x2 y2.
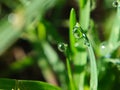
100 42 106 51
73 23 82 39
112 0 120 7
100 42 109 56
58 42 68 52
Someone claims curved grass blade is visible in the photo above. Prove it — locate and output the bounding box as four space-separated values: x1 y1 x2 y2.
87 44 98 90
0 78 61 90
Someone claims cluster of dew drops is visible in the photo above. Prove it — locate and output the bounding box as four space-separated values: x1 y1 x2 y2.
58 0 120 52
58 23 90 52
72 23 90 47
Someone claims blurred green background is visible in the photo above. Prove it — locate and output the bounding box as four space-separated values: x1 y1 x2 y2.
0 0 120 90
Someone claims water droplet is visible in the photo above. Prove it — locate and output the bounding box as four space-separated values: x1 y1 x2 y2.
84 42 90 46
112 0 120 7
58 43 68 52
73 23 82 39
82 33 90 46
100 42 108 55
73 28 82 39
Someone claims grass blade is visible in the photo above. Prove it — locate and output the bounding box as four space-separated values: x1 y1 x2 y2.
69 8 77 53
79 0 90 30
107 5 120 53
88 44 98 90
0 78 61 90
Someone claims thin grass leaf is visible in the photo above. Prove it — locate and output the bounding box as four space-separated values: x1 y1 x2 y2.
0 78 61 90
66 48 76 90
71 0 91 89
69 8 77 53
41 42 67 89
88 44 98 90
79 0 90 30
66 58 75 90
108 5 120 53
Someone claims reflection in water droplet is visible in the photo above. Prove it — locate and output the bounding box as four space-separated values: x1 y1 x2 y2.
112 0 120 7
73 23 82 39
73 27 82 39
58 43 68 52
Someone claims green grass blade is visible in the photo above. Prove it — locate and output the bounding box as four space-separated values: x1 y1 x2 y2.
0 78 61 90
69 8 77 53
108 5 120 53
79 0 90 30
88 44 98 90
19 80 61 90
41 42 67 89
66 58 75 90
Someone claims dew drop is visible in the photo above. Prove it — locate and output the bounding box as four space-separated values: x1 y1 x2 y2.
73 23 82 39
100 42 106 50
58 42 68 52
82 33 90 46
112 0 120 7
84 41 90 46
100 42 108 56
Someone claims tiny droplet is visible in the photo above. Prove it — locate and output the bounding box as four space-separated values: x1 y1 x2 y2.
100 42 108 55
84 41 90 46
112 0 120 7
73 23 82 39
58 43 68 52
82 33 90 46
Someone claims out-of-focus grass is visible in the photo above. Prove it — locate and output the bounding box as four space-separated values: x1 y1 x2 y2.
0 0 57 55
0 0 120 90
